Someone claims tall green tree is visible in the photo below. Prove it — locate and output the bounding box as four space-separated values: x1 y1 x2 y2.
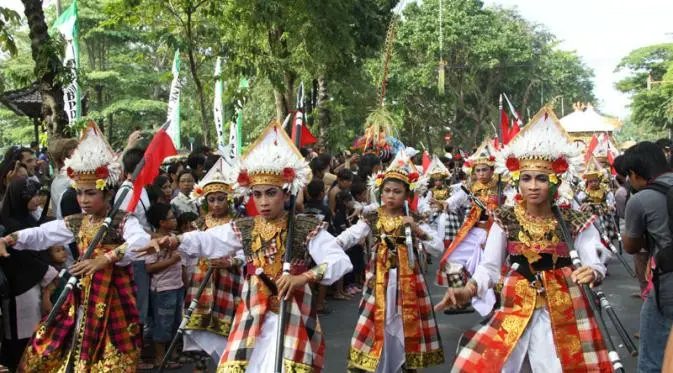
616 43 673 130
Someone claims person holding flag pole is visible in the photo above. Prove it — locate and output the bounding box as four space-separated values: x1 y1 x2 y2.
435 107 616 372
137 120 352 373
0 120 178 372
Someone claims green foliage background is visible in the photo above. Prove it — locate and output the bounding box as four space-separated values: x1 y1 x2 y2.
1 0 605 153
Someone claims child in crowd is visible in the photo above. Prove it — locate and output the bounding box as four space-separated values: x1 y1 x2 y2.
303 179 341 310
46 245 69 304
145 203 185 370
329 168 354 213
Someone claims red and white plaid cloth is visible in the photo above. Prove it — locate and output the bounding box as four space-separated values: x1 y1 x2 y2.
452 266 611 372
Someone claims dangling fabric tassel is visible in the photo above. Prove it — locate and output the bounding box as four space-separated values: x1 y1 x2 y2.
438 60 445 96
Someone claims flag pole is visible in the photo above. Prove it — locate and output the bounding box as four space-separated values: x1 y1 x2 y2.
43 121 171 329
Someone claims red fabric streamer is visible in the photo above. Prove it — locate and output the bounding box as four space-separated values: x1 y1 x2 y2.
126 128 177 212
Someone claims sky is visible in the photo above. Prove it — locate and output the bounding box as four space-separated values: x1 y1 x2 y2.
6 0 673 119
483 0 673 118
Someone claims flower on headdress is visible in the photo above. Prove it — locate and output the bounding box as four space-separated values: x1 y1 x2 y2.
511 170 520 181
191 186 204 199
66 167 74 178
237 170 251 187
549 174 559 185
506 156 520 172
375 173 384 187
515 193 523 202
410 183 416 190
408 171 419 183
463 160 472 168
95 179 106 190
282 167 296 182
95 165 109 180
551 157 568 174
395 159 405 168
489 155 495 162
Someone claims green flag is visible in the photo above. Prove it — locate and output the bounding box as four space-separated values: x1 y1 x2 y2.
52 0 81 122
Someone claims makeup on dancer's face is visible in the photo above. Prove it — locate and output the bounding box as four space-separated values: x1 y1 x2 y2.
207 192 228 217
519 171 550 204
251 185 287 219
381 179 408 210
76 187 107 214
474 165 493 183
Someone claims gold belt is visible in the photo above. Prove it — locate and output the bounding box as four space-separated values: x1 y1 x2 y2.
535 292 546 309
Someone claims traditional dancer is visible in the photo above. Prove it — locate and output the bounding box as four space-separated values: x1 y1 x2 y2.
140 122 352 372
424 155 464 253
577 159 617 263
0 123 151 372
435 108 612 372
338 149 445 373
182 157 243 364
436 141 500 314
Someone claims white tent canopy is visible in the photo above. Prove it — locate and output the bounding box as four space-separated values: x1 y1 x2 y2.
559 103 621 133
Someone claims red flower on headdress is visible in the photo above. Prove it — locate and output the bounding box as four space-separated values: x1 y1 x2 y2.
514 193 523 202
463 160 472 168
376 173 384 180
95 166 109 179
237 170 251 186
506 157 520 172
193 186 203 195
489 155 495 162
552 157 569 174
408 171 419 183
282 167 296 182
454 154 463 160
66 167 74 178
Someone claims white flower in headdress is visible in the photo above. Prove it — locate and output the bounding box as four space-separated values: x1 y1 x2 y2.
495 106 581 183
425 155 451 179
369 148 428 196
191 157 238 200
233 121 310 196
64 121 121 190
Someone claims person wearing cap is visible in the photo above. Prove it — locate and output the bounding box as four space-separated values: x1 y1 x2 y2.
181 157 243 366
337 149 445 373
0 122 151 372
139 122 352 372
435 108 611 372
435 141 501 315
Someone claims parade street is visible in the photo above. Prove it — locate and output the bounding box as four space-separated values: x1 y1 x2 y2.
172 255 642 373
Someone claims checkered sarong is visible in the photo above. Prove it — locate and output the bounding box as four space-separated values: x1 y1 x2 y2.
347 239 444 372
218 277 323 372
452 266 611 372
184 261 242 337
20 260 140 372
19 214 140 372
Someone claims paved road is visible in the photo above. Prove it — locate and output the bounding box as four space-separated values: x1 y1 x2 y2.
161 255 643 372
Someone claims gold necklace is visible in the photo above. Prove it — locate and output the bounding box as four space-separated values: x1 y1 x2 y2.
205 214 230 229
514 202 559 247
376 209 404 235
254 215 287 241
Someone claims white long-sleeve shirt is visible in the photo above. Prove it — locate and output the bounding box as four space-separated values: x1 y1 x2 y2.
336 218 444 258
179 223 352 286
12 215 150 266
470 223 606 298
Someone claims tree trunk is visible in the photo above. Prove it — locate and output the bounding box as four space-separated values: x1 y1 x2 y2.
22 0 68 142
186 11 210 145
273 90 288 122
